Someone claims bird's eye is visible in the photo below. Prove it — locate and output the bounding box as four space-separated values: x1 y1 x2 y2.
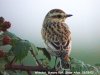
51 15 62 18
52 15 57 18
57 15 62 18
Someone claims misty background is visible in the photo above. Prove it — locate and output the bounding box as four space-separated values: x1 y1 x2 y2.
0 0 100 65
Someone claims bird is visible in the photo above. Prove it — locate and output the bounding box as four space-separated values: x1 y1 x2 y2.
41 9 72 69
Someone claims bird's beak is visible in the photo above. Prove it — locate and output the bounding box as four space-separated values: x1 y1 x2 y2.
65 14 73 18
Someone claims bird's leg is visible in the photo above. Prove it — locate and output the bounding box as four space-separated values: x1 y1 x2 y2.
59 58 63 69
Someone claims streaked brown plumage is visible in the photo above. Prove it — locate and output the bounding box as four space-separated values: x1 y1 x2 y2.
41 9 72 68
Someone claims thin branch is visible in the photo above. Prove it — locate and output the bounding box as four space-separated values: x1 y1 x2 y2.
37 47 51 61
29 49 42 67
9 56 16 65
5 64 55 72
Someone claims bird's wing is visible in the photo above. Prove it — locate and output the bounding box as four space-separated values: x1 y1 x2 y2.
42 22 71 56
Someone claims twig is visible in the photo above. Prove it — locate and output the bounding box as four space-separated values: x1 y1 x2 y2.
5 64 54 72
36 47 51 61
9 56 16 65
5 64 66 75
29 49 42 67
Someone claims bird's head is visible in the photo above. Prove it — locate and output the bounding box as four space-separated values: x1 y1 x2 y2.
45 9 72 22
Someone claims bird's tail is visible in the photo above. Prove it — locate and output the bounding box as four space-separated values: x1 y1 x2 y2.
61 58 71 69
60 50 71 69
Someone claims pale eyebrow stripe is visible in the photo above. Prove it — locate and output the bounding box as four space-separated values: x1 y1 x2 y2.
50 13 65 17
